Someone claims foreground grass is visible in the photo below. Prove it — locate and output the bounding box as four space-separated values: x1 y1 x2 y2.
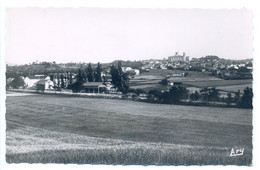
6 94 252 165
6 123 251 165
7 147 252 165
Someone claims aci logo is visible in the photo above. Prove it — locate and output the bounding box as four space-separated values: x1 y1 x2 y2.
230 148 244 157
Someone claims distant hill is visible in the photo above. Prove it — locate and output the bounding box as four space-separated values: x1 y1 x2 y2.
6 62 18 66
110 60 143 69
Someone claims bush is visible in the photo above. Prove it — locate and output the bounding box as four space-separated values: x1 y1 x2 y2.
160 79 169 86
238 87 253 109
190 91 200 101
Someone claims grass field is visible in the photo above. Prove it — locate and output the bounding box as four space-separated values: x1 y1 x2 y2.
6 92 252 165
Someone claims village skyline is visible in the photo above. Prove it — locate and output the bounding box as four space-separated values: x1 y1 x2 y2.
6 8 253 65
6 54 253 66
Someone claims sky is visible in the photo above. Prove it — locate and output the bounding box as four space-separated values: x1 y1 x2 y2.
6 8 253 65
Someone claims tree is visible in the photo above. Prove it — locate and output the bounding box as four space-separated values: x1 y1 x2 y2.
86 63 94 82
60 74 65 88
200 88 210 101
118 61 123 76
225 92 233 106
110 65 121 88
11 75 25 88
67 73 73 89
200 87 220 102
163 86 189 104
134 89 145 96
234 90 241 104
239 87 253 109
57 75 60 88
95 62 102 82
208 88 220 102
160 79 169 86
110 62 129 94
49 74 54 81
148 89 162 101
102 75 108 82
71 69 85 92
121 72 130 94
190 91 200 101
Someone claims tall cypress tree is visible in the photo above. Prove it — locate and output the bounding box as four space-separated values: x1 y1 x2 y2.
60 74 65 88
95 62 102 82
87 63 94 82
239 87 253 109
110 61 129 93
71 69 85 92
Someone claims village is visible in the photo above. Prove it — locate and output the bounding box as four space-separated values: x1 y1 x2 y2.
6 52 253 108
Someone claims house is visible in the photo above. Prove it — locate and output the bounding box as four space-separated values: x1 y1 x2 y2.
35 79 54 91
6 76 25 89
125 69 140 76
24 75 51 88
82 82 116 93
122 67 132 72
6 78 15 88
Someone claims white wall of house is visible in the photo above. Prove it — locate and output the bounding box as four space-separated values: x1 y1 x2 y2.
24 77 39 88
44 80 54 89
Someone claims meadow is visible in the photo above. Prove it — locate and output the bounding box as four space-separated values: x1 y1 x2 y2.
6 92 252 165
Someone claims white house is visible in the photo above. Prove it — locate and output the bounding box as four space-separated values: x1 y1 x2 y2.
122 67 132 72
132 69 140 75
36 79 54 90
24 75 51 88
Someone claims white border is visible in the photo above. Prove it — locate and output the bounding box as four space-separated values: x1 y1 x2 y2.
1 0 259 170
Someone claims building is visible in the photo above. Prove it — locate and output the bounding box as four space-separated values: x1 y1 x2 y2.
122 67 140 76
6 78 15 88
24 75 51 88
122 67 132 72
35 79 54 91
168 52 189 62
82 82 116 93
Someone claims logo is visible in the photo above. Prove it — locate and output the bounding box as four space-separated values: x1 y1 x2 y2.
230 148 244 157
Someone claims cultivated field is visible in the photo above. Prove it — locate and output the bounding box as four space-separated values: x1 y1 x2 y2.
6 92 252 165
130 69 252 92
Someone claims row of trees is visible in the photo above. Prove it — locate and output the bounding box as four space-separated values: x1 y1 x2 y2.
71 61 130 93
49 74 73 89
70 62 103 92
189 87 253 108
110 61 129 94
147 86 253 109
225 87 253 108
147 86 189 104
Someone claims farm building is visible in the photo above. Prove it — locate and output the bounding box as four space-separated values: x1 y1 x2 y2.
82 82 116 93
35 79 54 91
6 78 15 88
24 75 51 88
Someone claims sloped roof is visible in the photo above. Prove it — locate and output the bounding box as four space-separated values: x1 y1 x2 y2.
36 79 49 84
83 82 105 87
27 75 48 79
6 78 14 85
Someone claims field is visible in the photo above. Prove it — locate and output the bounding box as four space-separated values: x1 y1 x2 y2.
130 69 252 92
6 92 252 165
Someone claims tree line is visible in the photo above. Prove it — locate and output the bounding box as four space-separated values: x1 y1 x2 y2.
68 62 103 92
70 61 130 93
146 86 253 109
